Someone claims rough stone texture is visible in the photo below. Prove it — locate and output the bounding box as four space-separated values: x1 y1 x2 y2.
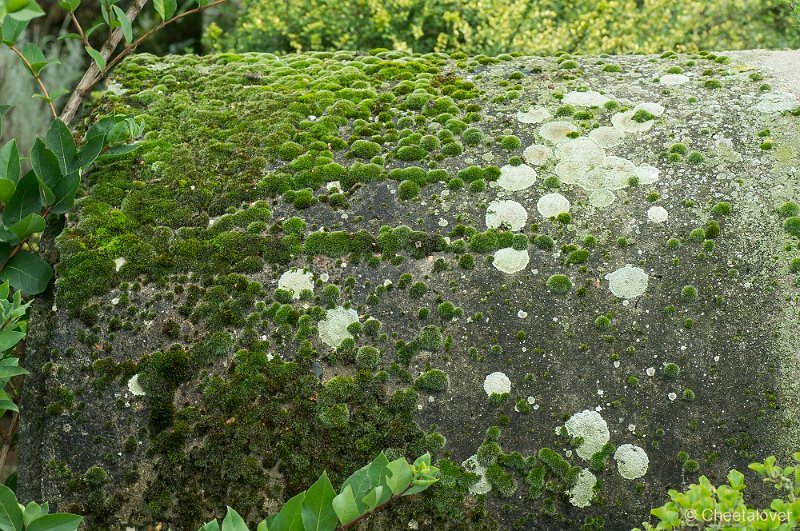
18 49 800 530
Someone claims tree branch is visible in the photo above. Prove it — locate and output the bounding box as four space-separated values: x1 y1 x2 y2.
59 0 150 125
102 0 228 75
69 12 91 48
8 46 57 119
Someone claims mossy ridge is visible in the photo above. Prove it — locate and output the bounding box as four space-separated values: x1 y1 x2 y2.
29 50 800 529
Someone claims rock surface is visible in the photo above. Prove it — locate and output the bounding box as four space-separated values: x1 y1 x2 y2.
18 49 800 530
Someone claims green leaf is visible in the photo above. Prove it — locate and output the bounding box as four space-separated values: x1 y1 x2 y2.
385 458 413 495
402 477 438 496
0 179 14 204
44 119 77 174
0 331 26 354
29 138 60 205
340 452 390 513
111 5 132 43
22 501 46 528
269 491 305 531
77 134 104 169
83 22 104 38
45 88 70 101
0 139 20 184
361 485 387 511
6 0 44 22
21 42 58 75
221 507 248 531
300 472 337 531
25 513 81 531
331 485 360 525
255 521 268 531
0 251 52 295
0 484 23 531
9 213 45 240
4 171 41 226
48 171 79 215
97 143 139 160
57 0 79 11
153 0 177 19
56 32 82 40
0 17 28 46
85 46 106 70
197 520 220 531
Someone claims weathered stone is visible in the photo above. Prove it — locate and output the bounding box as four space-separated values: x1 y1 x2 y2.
19 49 800 530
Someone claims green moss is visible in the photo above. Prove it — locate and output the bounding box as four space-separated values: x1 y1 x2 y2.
438 301 463 320
686 151 705 164
663 362 680 379
631 109 655 123
534 235 554 251
784 217 800 238
415 369 449 392
594 315 611 330
778 202 800 218
398 180 421 200
409 281 429 299
602 64 622 73
711 201 732 216
485 464 517 497
681 285 698 303
462 127 484 146
546 274 571 294
789 258 800 274
497 135 521 150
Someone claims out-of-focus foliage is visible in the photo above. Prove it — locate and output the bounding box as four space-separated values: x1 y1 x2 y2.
208 0 800 55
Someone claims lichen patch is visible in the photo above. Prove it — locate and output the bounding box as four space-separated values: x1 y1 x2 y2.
564 410 610 460
318 306 359 348
605 265 649 299
614 444 649 479
485 200 528 231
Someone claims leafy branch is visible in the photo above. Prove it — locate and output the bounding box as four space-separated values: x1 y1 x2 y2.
200 452 440 531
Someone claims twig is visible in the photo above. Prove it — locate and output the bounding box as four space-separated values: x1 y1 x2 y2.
102 0 228 75
0 412 18 477
59 0 228 125
8 46 57 119
59 0 149 125
69 12 91 48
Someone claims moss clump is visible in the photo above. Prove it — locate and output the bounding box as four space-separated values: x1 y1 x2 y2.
485 464 517 497
409 281 429 299
413 325 443 352
681 285 698 303
318 403 350 428
396 145 428 161
415 369 449 392
398 180 421 200
686 151 705 164
778 202 800 218
594 315 611 330
566 249 589 265
534 235 554 250
784 217 800 238
462 127 484 146
631 109 655 123
349 139 382 159
663 362 680 379
84 466 109 488
438 301 463 320
497 135 521 150
711 202 732 216
546 274 571 295
789 258 800 274
477 441 502 466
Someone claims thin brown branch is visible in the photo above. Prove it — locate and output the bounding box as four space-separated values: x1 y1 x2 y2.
0 412 18 478
69 12 91 48
59 0 149 125
102 0 228 75
8 46 57 119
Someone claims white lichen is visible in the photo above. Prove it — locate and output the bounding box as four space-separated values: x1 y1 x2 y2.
605 265 649 299
565 410 610 460
318 306 359 348
278 268 314 299
114 257 126 272
516 107 552 124
492 248 530 274
462 455 492 494
569 469 597 508
614 444 649 479
486 200 528 231
611 110 655 133
754 91 799 113
539 121 579 143
634 102 665 117
483 372 511 396
563 90 610 107
647 206 668 223
588 126 624 148
659 73 690 86
497 164 537 191
536 193 570 218
589 189 616 208
127 374 146 396
522 144 553 166
635 163 660 185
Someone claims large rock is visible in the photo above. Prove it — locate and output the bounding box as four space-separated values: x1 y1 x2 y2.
19 49 800 530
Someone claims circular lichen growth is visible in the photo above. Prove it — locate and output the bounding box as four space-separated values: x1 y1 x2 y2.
546 274 571 295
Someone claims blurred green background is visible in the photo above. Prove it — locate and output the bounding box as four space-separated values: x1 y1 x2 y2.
207 0 800 55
